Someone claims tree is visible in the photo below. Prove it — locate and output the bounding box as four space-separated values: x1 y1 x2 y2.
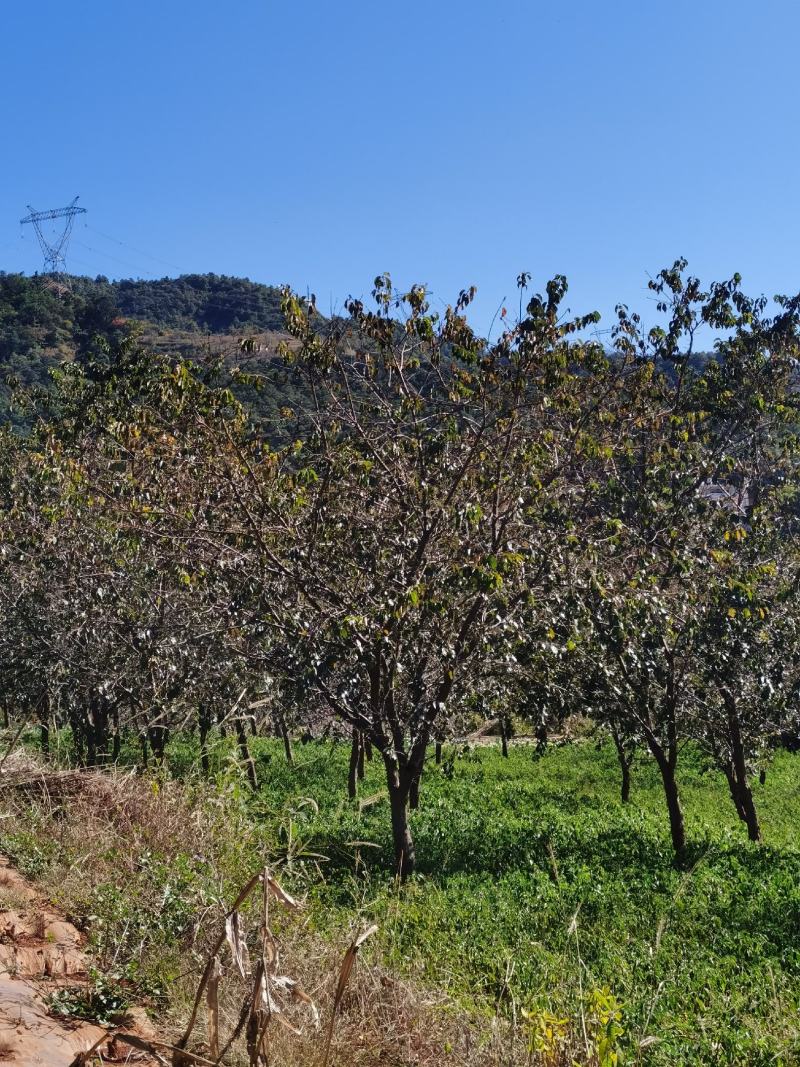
574 262 800 862
201 274 608 877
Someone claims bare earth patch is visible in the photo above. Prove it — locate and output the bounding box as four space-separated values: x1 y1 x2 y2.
0 856 158 1066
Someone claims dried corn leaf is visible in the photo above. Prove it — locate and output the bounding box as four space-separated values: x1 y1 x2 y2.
226 909 251 979
264 872 302 911
321 924 378 1067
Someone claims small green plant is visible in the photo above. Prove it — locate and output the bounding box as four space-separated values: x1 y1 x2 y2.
522 1005 571 1062
46 969 130 1027
586 986 625 1066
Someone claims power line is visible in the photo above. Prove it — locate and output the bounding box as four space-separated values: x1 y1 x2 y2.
84 224 184 273
73 239 157 278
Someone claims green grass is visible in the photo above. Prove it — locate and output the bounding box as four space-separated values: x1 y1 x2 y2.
166 734 800 1064
6 732 800 1063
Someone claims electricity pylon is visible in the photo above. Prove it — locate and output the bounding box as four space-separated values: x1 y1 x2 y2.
20 196 87 276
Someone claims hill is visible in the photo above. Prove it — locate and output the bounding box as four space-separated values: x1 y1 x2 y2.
0 272 297 429
93 273 287 333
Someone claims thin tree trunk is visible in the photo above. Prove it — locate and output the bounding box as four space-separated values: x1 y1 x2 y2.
620 758 631 804
610 726 633 803
282 725 294 765
40 722 50 757
500 714 509 759
199 726 210 775
654 751 686 866
347 727 360 800
111 705 121 761
199 704 211 776
722 687 761 842
435 740 443 764
235 718 258 790
356 732 365 780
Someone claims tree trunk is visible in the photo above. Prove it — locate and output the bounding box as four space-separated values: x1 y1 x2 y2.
198 705 211 776
654 753 686 866
610 727 633 803
722 687 761 842
280 722 294 766
500 714 509 759
723 764 747 821
356 732 365 780
235 718 258 790
620 757 631 803
85 698 99 767
737 778 760 842
148 725 170 763
199 725 210 775
535 722 548 752
40 722 50 757
384 756 415 880
409 773 420 810
435 740 443 764
111 706 121 761
347 727 359 800
86 694 109 766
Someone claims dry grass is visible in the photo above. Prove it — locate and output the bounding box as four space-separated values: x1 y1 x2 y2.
0 754 544 1067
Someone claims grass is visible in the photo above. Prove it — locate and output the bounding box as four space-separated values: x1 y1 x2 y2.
2 732 799 1064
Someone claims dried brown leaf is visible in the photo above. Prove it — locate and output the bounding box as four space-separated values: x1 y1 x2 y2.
226 909 251 979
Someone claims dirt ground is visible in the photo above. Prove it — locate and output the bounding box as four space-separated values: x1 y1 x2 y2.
0 855 158 1066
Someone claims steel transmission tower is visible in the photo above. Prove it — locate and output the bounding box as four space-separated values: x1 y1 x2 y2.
20 196 87 276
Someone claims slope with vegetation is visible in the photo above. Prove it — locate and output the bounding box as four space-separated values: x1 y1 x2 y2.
0 271 298 429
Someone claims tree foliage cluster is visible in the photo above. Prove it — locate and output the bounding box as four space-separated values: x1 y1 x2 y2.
1 262 799 877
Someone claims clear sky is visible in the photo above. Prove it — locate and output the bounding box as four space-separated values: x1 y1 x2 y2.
1 0 798 335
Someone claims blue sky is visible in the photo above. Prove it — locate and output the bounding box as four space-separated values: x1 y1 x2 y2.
1 0 798 335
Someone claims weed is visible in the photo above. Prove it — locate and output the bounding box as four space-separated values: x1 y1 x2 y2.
46 969 130 1027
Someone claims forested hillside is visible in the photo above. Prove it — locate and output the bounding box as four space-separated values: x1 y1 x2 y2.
0 271 296 427
100 273 286 332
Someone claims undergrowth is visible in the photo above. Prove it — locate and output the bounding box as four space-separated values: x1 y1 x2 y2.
1 733 799 1065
